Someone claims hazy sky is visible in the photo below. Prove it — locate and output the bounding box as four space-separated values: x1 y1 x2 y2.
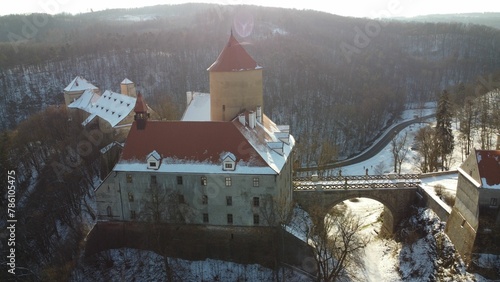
1 0 499 18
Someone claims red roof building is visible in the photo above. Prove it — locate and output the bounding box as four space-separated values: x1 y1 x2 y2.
95 31 294 227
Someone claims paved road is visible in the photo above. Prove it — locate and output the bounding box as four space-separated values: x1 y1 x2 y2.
296 113 435 172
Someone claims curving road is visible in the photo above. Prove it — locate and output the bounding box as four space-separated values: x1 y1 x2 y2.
296 114 435 172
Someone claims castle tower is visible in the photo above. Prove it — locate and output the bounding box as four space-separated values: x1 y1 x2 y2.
207 32 263 121
133 92 149 130
121 78 137 97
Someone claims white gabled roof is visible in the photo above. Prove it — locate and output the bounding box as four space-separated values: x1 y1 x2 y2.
147 150 161 161
64 76 98 92
121 78 134 84
221 152 236 162
68 89 100 110
91 90 136 127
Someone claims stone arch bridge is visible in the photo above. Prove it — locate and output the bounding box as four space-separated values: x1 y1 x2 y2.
293 174 421 235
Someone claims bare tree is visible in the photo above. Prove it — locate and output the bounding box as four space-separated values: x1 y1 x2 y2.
317 140 338 176
260 195 294 281
305 209 367 281
414 126 440 173
391 131 410 174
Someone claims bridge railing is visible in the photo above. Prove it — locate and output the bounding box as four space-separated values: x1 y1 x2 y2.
293 174 421 191
293 174 420 182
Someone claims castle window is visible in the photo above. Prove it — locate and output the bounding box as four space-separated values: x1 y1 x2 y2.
150 175 157 185
201 176 207 186
226 196 232 206
253 214 260 225
253 197 260 207
147 151 161 170
490 198 498 207
177 176 183 185
253 177 260 187
178 194 185 204
203 213 209 223
130 210 136 219
126 174 133 183
128 192 134 202
202 195 208 205
227 214 233 225
225 177 232 187
106 206 112 217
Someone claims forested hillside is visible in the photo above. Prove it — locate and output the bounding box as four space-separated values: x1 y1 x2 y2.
1 4 500 160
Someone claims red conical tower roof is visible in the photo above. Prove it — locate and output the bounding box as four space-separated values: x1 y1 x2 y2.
134 92 148 113
207 32 259 72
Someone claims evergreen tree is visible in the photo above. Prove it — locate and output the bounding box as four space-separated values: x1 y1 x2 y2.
436 90 454 170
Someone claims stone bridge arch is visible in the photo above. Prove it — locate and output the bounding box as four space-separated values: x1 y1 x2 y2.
293 188 417 235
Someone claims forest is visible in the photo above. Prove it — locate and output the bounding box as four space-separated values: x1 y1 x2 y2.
1 4 500 162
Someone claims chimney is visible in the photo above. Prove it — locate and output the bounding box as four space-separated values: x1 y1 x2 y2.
238 114 246 126
248 111 256 129
256 106 262 123
186 91 193 105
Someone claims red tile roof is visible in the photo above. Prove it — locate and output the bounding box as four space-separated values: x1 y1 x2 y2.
134 92 148 113
207 33 258 72
121 121 267 166
476 150 500 187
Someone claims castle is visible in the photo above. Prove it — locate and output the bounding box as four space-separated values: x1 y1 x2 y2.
93 32 295 226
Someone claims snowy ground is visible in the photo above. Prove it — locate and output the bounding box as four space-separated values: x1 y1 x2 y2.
343 198 401 281
72 248 312 281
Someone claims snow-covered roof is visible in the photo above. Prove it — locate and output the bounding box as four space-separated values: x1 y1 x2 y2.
233 113 295 173
221 152 236 162
114 159 276 175
181 92 211 121
147 150 161 161
91 90 136 127
121 78 134 84
70 89 136 128
68 89 100 110
100 142 124 154
64 76 98 92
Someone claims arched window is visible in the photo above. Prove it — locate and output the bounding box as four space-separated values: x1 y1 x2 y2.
106 206 112 217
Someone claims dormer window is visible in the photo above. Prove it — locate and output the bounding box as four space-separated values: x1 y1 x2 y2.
221 152 236 171
147 150 161 170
